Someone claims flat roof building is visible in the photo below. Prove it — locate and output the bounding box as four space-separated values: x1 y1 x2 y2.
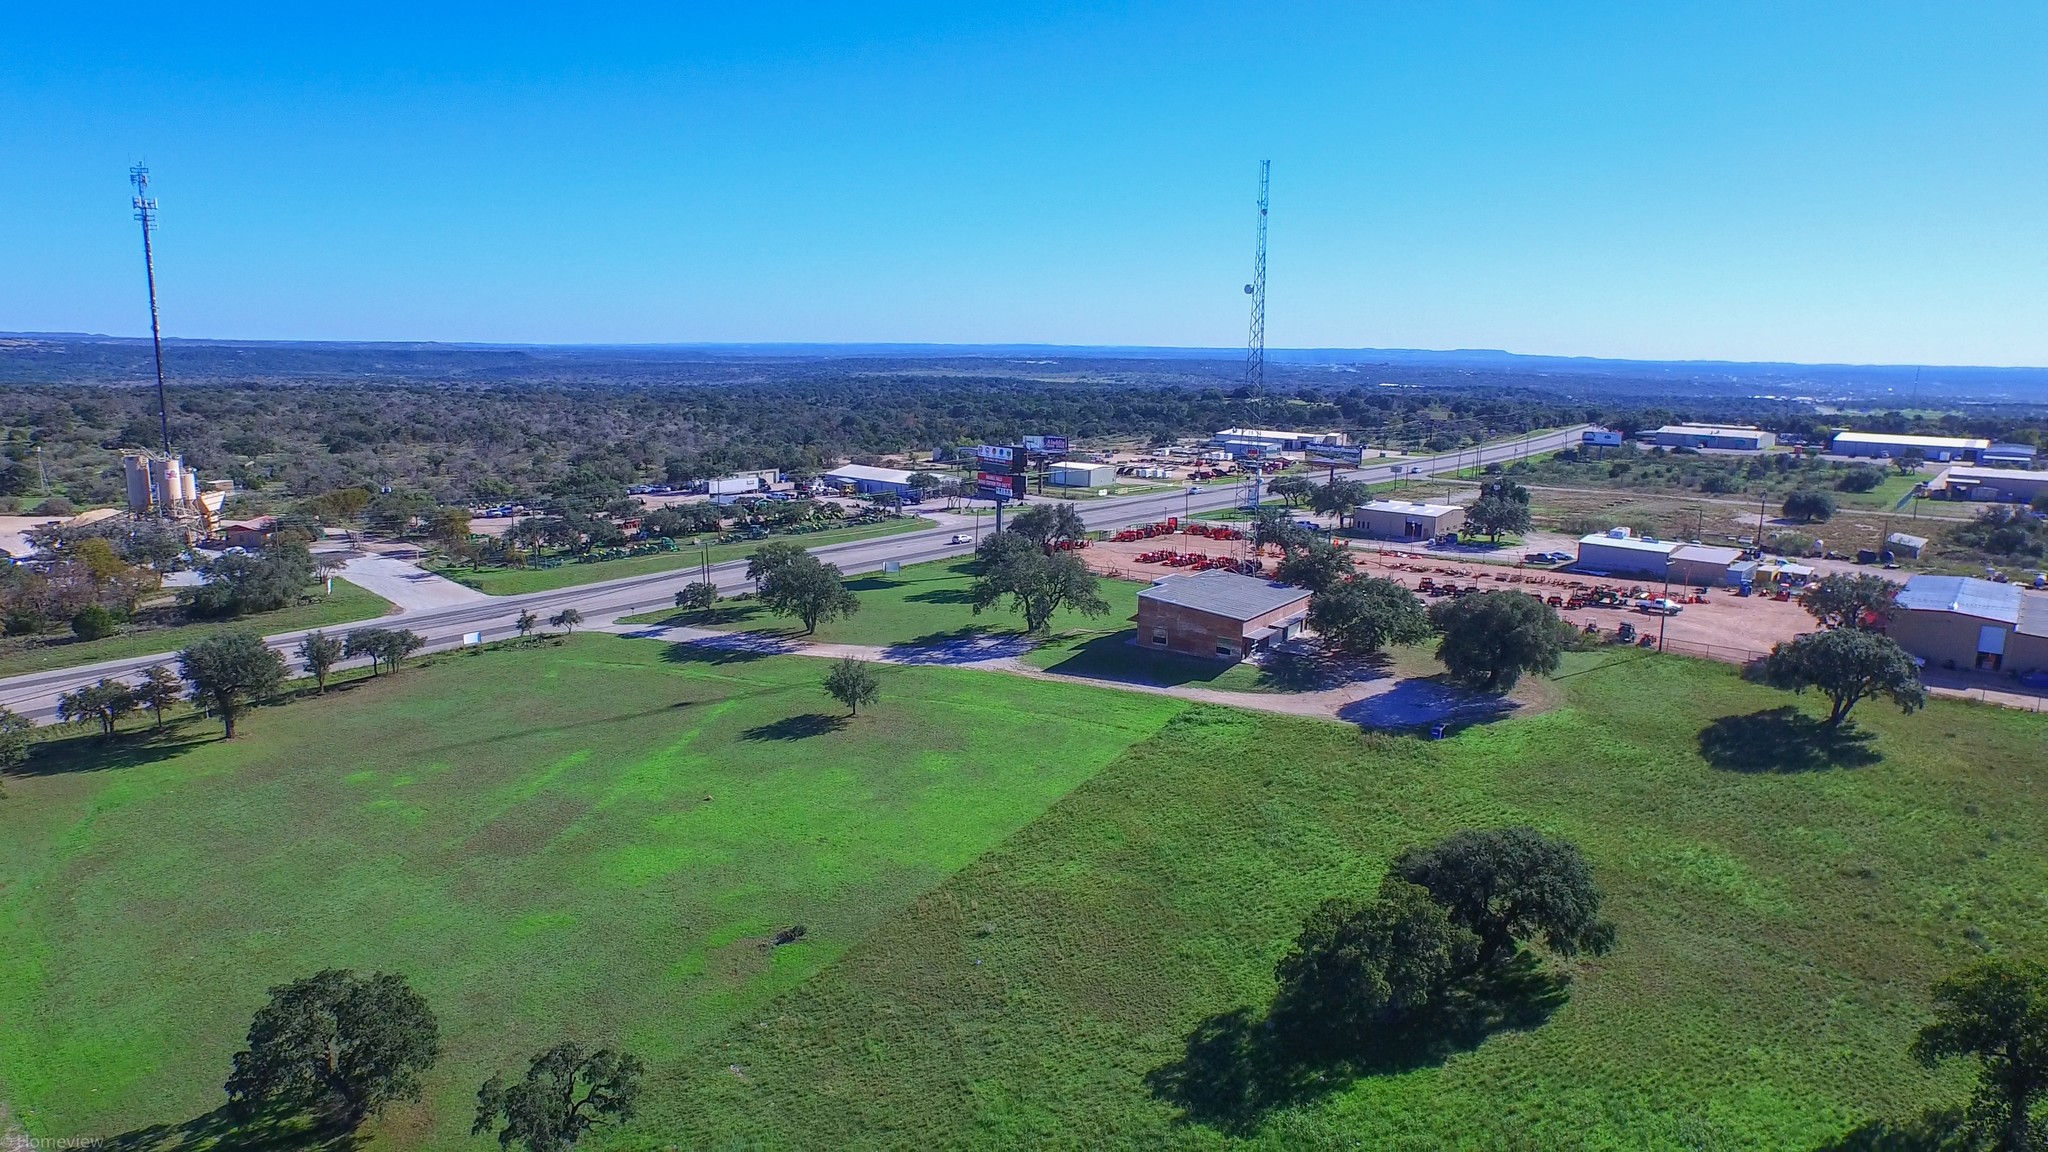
1983 443 2040 468
1352 499 1466 541
1929 466 2048 505
1831 431 1990 462
1575 527 1679 578
1889 575 2048 674
1047 460 1116 489
1648 424 1776 452
1136 570 1311 661
821 464 922 496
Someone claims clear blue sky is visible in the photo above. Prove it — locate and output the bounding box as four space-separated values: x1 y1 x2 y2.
4 2 2046 365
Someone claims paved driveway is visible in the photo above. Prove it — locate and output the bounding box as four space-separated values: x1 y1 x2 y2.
334 553 491 612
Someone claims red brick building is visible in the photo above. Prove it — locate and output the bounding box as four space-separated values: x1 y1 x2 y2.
1136 570 1312 661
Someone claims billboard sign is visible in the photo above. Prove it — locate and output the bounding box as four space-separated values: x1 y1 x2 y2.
976 471 1026 499
972 444 1014 464
1022 434 1070 455
1305 444 1366 466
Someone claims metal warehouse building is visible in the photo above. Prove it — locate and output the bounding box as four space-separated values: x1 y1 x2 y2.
1831 431 1990 462
1047 460 1116 488
1575 528 1678 578
821 464 921 497
1135 570 1311 661
1667 544 1745 587
1648 424 1776 451
1352 499 1466 541
1208 427 1349 455
1888 575 2048 674
1930 466 2048 505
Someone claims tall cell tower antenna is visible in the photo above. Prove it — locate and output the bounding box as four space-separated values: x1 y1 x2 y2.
1241 160 1270 416
131 164 172 455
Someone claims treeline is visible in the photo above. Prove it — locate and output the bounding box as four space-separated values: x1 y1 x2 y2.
0 374 1595 511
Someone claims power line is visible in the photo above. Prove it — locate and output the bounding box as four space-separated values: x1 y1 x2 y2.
1242 160 1269 419
131 163 171 456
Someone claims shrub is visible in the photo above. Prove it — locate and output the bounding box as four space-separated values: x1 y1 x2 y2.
70 604 119 641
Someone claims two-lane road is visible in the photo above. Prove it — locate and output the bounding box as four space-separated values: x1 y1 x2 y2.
0 425 1587 722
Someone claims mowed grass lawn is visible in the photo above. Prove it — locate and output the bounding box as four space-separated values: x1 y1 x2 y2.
626 556 1150 650
435 517 935 596
642 653 2048 1148
0 578 391 679
0 636 1187 1148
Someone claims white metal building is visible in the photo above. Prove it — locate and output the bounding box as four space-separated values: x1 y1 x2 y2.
822 464 922 496
1047 460 1116 488
1648 424 1776 452
1830 431 1990 462
1575 528 1679 578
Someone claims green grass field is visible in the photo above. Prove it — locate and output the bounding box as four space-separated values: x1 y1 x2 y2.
0 578 391 679
640 653 2043 1148
622 556 1149 650
7 636 2044 1148
434 518 935 595
0 636 1187 1148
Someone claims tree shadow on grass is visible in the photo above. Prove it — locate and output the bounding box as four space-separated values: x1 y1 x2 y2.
903 586 977 605
104 1102 365 1151
741 712 850 741
17 727 212 778
657 633 796 666
1335 676 1522 734
1697 707 1881 773
884 630 1031 665
1146 953 1569 1135
1034 632 1243 688
1252 649 1392 693
1813 1107 1970 1151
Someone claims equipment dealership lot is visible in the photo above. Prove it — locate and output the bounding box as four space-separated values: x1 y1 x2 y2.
1081 530 1820 660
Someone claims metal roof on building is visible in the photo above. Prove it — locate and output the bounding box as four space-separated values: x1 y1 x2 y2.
1652 424 1767 438
1669 544 1743 565
1139 570 1311 621
1357 499 1464 517
1832 431 1992 451
1894 575 2023 625
1936 466 2048 486
822 464 918 485
1577 533 1680 556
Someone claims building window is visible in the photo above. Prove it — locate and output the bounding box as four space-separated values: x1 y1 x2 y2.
1217 643 1235 657
1152 628 1168 646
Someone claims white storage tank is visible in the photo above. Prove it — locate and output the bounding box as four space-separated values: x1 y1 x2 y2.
180 470 199 502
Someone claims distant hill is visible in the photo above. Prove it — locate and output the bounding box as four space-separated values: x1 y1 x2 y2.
5 333 2048 404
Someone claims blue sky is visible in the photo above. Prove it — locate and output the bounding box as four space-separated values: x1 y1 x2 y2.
4 2 2046 364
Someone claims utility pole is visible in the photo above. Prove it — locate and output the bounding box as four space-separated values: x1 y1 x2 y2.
130 164 172 456
1241 160 1269 422
36 445 47 494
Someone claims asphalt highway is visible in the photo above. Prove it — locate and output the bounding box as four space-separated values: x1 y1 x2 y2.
0 425 1588 722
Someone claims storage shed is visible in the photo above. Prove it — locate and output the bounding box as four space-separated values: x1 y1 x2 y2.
1135 570 1311 661
1047 460 1116 488
1886 532 1928 559
1352 499 1466 541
